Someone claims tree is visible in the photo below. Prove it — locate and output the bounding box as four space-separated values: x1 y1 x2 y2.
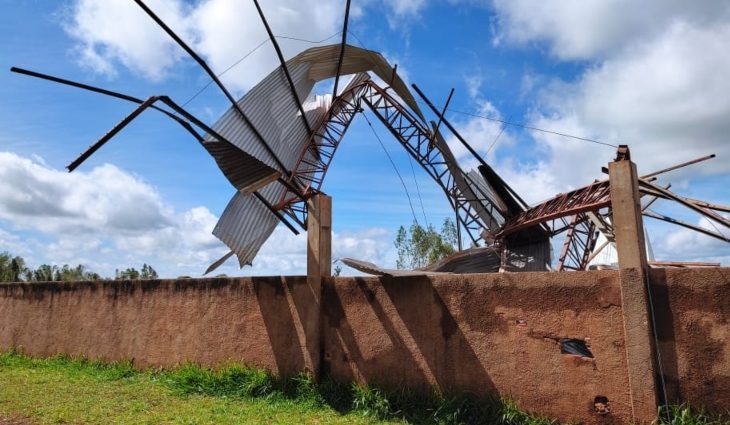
115 264 158 280
394 218 458 269
0 252 28 282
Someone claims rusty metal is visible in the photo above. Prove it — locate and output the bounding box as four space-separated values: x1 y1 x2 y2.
274 80 369 225
362 81 501 245
642 154 716 179
639 180 730 229
556 214 598 271
498 181 612 238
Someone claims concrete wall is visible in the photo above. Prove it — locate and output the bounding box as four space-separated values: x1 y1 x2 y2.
1 268 728 424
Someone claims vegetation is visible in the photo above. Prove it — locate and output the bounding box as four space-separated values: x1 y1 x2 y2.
1 352 727 424
394 218 458 269
0 251 157 282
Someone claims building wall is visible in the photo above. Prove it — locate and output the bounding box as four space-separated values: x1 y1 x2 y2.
0 268 728 424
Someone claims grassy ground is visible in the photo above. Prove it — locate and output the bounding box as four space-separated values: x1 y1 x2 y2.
0 352 727 424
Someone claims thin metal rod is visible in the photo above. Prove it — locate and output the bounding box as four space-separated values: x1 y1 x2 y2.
643 210 730 243
433 88 454 139
413 83 488 168
59 92 301 233
133 0 290 174
67 96 159 171
252 0 312 136
639 180 730 229
642 154 716 179
253 192 300 234
10 67 178 121
332 0 352 99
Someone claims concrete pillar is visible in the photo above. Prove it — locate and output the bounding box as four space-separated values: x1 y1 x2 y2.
608 155 659 423
303 194 331 377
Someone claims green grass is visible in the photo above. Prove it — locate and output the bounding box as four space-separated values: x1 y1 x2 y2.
0 351 727 425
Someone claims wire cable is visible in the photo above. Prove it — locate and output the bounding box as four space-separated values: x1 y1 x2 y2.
181 38 270 107
181 31 341 108
363 112 420 225
485 113 511 156
276 32 342 44
408 155 429 225
419 101 618 149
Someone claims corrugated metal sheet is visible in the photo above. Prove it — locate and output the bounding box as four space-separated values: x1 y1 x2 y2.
341 258 450 277
290 44 424 121
208 47 409 269
424 246 501 273
202 141 281 193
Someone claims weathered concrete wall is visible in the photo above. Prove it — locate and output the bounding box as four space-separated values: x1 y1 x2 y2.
323 272 629 424
650 268 730 412
0 277 313 374
0 268 728 424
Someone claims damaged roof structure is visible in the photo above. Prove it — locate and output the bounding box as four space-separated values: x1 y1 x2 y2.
11 0 730 276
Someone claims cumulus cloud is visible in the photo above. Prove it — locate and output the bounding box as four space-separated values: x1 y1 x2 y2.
63 0 345 92
658 215 730 263
487 1 730 203
492 0 730 60
248 226 395 276
0 151 395 277
64 0 192 80
62 0 431 93
0 152 225 276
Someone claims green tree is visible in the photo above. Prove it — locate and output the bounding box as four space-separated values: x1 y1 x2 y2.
140 263 158 279
33 264 57 282
394 218 458 269
0 252 28 282
115 264 158 280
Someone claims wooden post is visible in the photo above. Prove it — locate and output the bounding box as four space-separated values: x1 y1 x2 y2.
304 194 331 377
608 149 660 423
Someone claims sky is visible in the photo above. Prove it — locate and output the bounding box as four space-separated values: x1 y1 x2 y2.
1 0 729 278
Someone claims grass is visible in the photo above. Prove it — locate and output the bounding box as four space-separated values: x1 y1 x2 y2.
0 351 727 425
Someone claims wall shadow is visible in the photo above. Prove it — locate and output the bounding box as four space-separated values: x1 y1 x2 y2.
253 276 306 375
322 276 496 396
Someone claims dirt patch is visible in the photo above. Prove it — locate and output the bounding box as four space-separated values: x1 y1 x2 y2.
0 415 34 425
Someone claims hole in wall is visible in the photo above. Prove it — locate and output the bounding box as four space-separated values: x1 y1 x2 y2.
560 338 594 358
593 396 611 415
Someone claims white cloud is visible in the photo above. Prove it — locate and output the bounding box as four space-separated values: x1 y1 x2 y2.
63 0 436 91
445 100 512 170
492 0 730 60
64 0 192 80
64 0 345 92
659 216 730 264
0 151 397 277
486 2 730 200
0 152 226 277
245 226 395 276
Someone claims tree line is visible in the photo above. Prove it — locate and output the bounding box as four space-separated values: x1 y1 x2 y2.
0 251 157 283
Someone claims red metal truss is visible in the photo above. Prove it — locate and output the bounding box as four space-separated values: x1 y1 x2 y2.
498 180 611 238
556 214 599 271
274 81 369 225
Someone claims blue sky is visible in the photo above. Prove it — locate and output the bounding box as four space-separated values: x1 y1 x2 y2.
1 0 729 277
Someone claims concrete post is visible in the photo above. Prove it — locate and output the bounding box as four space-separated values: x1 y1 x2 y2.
608 154 659 423
304 194 331 377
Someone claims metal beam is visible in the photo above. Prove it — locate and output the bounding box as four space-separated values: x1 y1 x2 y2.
643 209 730 243
133 0 290 174
332 0 352 100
